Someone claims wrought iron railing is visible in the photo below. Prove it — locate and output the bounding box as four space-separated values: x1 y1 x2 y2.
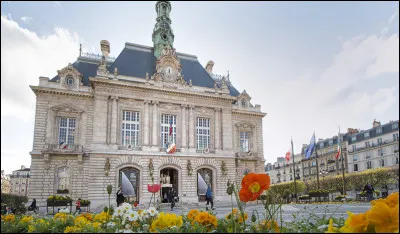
81 52 116 63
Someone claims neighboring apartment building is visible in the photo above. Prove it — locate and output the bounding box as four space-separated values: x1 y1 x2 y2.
9 166 30 196
1 170 11 194
28 1 267 209
347 120 399 173
269 154 302 185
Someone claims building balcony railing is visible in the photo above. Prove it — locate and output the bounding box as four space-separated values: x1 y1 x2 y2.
44 144 83 154
349 138 399 153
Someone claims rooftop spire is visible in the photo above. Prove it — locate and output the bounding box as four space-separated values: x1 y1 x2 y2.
152 1 175 58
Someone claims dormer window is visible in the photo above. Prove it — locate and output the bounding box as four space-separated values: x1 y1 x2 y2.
66 76 74 87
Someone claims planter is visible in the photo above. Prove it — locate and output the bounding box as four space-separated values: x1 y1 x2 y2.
56 189 69 194
47 200 72 207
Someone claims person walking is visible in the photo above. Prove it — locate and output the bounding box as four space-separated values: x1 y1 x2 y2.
205 184 215 210
363 182 375 202
28 198 38 214
75 198 82 214
169 188 176 211
116 186 124 207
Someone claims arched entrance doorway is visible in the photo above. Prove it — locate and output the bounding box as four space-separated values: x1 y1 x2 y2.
197 168 213 202
119 167 140 203
160 168 178 203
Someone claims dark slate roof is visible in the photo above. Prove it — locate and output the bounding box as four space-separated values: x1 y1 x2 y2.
50 59 99 86
347 120 399 145
15 168 30 172
50 44 241 97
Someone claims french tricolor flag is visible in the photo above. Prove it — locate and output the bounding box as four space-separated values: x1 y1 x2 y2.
169 118 173 136
59 142 68 149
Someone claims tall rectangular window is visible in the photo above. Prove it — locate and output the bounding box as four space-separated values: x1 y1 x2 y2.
353 155 358 161
240 132 250 152
354 164 358 172
352 145 357 152
380 159 385 167
376 127 382 135
365 141 370 148
377 138 382 145
161 115 176 148
394 133 399 141
364 132 370 138
367 161 372 169
121 111 140 147
196 118 210 150
59 117 76 145
392 122 398 130
329 139 333 146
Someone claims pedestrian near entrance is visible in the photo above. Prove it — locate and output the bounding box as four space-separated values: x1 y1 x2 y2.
116 186 124 207
363 182 375 202
169 188 176 211
205 184 215 210
75 198 82 214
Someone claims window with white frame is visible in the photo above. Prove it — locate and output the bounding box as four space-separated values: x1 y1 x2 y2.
376 127 382 134
58 117 76 145
121 111 140 146
365 141 370 148
379 159 385 167
364 132 370 138
196 118 210 150
240 131 250 152
353 155 358 161
353 164 358 172
367 161 372 169
352 136 356 142
377 138 382 145
352 145 357 152
394 133 399 141
160 114 176 148
392 122 398 130
57 167 70 190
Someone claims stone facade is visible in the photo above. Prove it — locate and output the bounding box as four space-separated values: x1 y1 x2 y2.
1 170 11 194
9 166 30 196
28 1 267 211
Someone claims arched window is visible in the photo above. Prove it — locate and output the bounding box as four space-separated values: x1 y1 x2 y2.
119 167 140 202
197 168 213 202
58 167 70 190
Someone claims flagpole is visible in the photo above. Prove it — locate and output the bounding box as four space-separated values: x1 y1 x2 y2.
291 137 297 203
340 126 346 195
314 131 320 190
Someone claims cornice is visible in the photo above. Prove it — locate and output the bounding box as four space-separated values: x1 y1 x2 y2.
89 77 236 101
232 109 267 117
30 86 93 98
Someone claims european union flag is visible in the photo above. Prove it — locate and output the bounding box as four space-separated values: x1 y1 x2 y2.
305 133 315 159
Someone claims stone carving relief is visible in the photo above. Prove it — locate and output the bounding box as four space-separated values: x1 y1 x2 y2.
194 106 213 115
42 154 51 170
187 160 193 176
104 158 111 176
221 161 227 176
159 103 180 111
57 63 83 90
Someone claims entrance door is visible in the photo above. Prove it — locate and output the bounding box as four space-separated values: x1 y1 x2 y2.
160 168 178 203
197 168 212 202
119 167 140 203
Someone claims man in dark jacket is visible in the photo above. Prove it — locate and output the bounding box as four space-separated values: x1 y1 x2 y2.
116 186 124 207
168 188 176 211
363 183 375 202
205 184 215 210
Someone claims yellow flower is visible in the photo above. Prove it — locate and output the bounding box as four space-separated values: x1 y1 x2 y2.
340 211 370 233
187 209 199 220
74 216 89 227
28 224 35 233
20 216 34 224
150 212 183 233
77 213 93 221
194 211 209 224
92 221 102 228
54 213 67 221
64 226 82 233
94 211 108 222
325 218 340 233
36 218 47 225
367 202 399 233
4 214 15 222
259 219 280 233
238 213 248 223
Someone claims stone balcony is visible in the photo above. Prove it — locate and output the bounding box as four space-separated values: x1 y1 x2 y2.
43 144 83 154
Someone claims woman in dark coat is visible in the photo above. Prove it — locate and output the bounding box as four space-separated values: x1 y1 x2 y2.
116 186 124 207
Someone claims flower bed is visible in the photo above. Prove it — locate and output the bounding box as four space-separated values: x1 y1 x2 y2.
1 173 398 233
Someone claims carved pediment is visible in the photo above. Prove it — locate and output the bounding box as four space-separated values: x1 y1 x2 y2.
50 104 84 114
159 103 180 111
235 121 255 129
57 63 82 78
194 106 213 115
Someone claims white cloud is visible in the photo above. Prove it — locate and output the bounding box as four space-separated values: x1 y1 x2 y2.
20 16 32 23
53 1 62 8
1 16 80 174
7 13 12 21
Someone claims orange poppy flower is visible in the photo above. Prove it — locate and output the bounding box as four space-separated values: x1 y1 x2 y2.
239 173 270 202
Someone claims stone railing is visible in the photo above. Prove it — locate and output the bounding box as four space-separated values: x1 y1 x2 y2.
44 144 83 153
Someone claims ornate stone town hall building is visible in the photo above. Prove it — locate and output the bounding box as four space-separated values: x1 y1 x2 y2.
29 1 266 210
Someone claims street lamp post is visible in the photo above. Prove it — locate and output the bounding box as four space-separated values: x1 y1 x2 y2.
320 169 328 201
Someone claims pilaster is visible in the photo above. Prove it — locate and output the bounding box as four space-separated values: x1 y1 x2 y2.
181 104 187 149
188 104 195 151
151 100 159 148
111 96 119 144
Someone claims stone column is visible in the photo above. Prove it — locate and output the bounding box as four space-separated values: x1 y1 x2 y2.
143 100 150 146
93 95 108 145
152 100 159 147
111 96 118 144
251 125 257 153
181 104 187 149
188 105 195 149
214 108 220 150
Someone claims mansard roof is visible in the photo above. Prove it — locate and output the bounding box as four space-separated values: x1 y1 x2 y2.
50 43 240 97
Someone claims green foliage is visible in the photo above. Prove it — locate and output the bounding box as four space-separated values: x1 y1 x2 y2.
1 193 28 214
106 185 113 195
298 195 310 200
308 189 329 197
269 181 306 197
47 195 72 202
80 200 91 206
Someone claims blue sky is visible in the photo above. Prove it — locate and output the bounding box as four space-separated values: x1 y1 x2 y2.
1 1 399 174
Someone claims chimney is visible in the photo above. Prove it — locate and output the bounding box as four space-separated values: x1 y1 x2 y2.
372 119 381 128
100 40 110 57
205 60 214 74
21 165 25 170
347 128 359 134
